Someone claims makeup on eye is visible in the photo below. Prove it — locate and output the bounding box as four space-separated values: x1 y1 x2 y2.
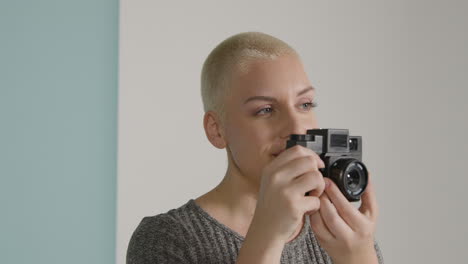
253 99 318 116
301 101 318 110
255 106 273 116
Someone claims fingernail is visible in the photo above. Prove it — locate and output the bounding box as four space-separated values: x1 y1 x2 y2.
325 179 330 189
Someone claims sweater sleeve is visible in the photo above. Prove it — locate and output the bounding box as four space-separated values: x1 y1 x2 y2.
374 239 384 264
126 215 194 264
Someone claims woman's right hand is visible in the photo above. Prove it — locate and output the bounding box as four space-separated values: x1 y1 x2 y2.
250 144 327 245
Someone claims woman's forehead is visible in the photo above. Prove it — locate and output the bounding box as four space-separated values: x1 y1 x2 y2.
230 56 311 96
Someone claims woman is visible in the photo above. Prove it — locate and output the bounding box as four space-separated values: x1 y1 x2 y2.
127 31 384 264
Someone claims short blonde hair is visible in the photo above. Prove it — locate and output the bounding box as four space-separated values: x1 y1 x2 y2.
200 32 299 123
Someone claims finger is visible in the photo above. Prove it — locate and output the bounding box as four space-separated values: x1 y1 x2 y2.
300 195 321 215
291 171 326 198
359 172 379 222
323 178 366 230
271 145 325 170
275 155 322 182
309 211 335 241
319 192 353 240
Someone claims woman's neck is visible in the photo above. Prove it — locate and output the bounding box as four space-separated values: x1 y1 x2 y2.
195 156 305 242
195 159 260 235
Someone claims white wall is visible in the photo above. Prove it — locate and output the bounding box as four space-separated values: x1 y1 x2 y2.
117 1 468 263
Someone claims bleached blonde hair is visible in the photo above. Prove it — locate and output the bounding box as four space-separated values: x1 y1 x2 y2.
200 32 299 124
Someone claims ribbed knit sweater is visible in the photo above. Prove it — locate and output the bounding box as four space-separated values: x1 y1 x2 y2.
127 199 384 264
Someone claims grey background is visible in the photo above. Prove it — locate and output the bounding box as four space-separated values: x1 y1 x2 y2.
118 1 468 263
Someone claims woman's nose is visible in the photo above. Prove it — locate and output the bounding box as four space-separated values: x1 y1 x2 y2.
280 112 308 138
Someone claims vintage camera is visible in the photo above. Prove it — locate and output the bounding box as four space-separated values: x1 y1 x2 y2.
286 128 368 202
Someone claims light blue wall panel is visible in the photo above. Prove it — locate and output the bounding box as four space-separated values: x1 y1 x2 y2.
0 1 118 263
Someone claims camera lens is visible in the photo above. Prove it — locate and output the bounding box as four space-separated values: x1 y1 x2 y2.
345 162 366 191
346 169 360 189
329 158 368 201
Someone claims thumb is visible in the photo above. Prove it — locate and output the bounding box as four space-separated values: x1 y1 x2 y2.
358 172 379 222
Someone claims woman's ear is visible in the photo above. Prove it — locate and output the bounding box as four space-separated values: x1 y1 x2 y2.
203 111 227 149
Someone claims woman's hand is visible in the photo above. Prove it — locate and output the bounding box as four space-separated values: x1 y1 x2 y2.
251 145 327 245
309 173 379 264
237 145 327 264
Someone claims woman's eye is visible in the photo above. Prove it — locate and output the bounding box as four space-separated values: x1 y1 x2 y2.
301 101 318 110
255 101 318 116
256 107 273 115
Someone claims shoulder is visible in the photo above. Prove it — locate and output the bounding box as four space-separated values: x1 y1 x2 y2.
126 201 195 264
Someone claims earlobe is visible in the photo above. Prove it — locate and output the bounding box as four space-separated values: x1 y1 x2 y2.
203 111 227 149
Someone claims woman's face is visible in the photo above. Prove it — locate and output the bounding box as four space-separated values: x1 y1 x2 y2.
223 54 319 187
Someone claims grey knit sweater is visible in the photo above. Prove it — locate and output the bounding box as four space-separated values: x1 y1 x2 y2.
127 199 384 264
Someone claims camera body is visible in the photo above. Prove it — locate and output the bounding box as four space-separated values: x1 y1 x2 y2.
286 128 368 202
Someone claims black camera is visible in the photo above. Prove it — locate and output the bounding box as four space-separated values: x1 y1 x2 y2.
286 128 368 202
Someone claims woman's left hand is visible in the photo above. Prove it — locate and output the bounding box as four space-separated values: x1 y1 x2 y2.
309 172 379 264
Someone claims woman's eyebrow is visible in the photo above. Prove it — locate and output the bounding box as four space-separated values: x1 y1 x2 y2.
243 86 315 105
297 86 315 96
